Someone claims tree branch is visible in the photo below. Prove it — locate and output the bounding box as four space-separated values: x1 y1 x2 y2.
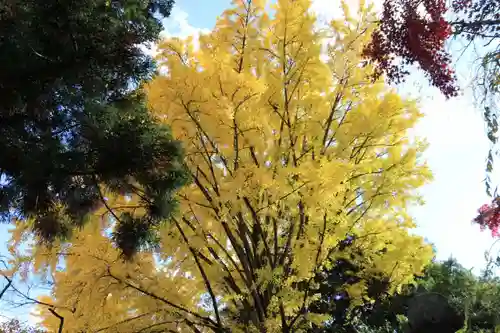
106 267 218 330
48 308 64 333
172 217 223 329
0 275 12 300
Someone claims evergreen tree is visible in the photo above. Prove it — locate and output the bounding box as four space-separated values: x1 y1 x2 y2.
0 0 189 257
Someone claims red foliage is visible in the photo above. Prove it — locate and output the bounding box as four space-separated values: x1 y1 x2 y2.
363 0 459 98
474 199 500 237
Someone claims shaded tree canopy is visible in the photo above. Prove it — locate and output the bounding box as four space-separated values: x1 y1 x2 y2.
0 0 190 257
311 257 500 333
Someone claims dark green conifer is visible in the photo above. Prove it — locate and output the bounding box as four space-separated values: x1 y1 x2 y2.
0 0 189 257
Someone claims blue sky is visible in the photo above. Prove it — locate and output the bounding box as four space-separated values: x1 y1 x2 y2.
0 0 497 325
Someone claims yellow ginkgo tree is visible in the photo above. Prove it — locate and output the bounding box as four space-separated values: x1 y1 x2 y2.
7 0 434 332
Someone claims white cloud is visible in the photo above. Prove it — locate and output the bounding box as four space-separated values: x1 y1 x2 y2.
160 6 210 40
410 92 494 273
143 6 211 57
27 311 43 327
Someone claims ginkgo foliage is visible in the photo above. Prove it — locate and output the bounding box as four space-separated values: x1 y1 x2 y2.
7 0 434 332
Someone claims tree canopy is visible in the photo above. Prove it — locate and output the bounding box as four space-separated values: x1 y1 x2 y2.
0 0 190 257
364 0 499 100
344 258 500 333
6 0 435 332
